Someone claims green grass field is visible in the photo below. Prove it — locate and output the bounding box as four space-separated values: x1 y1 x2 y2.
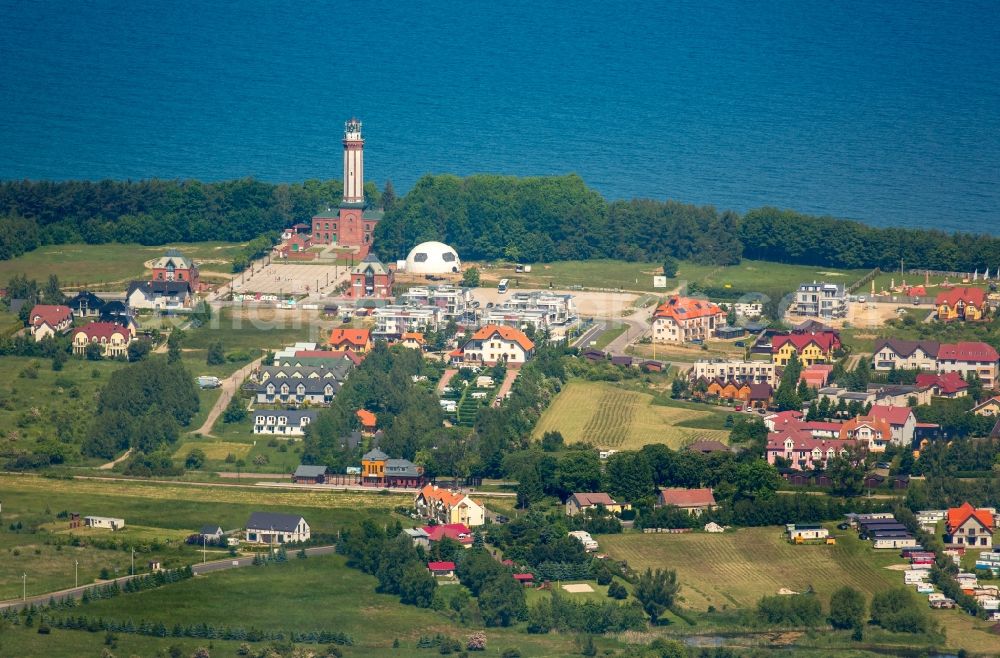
531 380 731 449
0 242 244 289
22 553 597 657
601 526 900 610
0 356 126 465
182 306 325 352
481 258 868 294
0 474 408 600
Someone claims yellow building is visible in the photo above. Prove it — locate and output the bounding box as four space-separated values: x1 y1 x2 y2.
772 333 841 366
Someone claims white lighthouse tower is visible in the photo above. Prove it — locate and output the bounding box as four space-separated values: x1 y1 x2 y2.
342 118 365 205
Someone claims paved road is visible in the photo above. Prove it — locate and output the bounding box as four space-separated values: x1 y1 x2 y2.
602 305 656 356
0 545 338 612
195 355 264 436
572 321 605 349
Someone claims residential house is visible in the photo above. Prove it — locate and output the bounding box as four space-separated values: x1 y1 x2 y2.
747 384 774 409
273 350 357 372
800 364 834 389
199 525 224 542
565 492 628 516
872 339 939 372
705 379 751 402
488 291 580 338
766 429 857 471
972 396 1000 417
126 280 193 310
422 523 474 548
936 287 987 321
657 488 717 515
772 332 842 366
151 249 200 290
373 305 443 338
428 561 456 578
817 386 876 407
936 342 999 389
361 448 425 488
458 324 535 366
414 484 486 527
328 328 373 353
946 503 994 548
915 372 968 398
72 322 133 358
256 378 339 406
403 527 430 549
66 291 105 318
399 332 426 350
292 464 327 484
691 359 778 386
870 383 933 407
685 439 733 455
398 285 475 323
27 304 73 341
839 416 893 452
357 409 377 433
795 282 847 319
347 254 394 299
245 512 310 544
652 295 726 344
253 410 318 437
868 405 917 446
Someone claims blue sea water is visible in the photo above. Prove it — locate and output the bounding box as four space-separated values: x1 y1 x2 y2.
0 0 998 234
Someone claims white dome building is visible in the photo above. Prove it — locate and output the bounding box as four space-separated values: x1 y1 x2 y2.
405 241 462 275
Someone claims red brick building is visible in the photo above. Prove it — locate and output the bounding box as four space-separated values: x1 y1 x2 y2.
151 249 200 290
311 118 383 258
347 254 394 298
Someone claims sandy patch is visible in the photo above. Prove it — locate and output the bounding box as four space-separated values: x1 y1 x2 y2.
561 583 595 593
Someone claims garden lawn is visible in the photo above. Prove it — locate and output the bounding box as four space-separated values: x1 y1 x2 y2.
480 259 866 295
600 526 899 611
182 306 325 352
531 380 730 449
71 553 597 657
0 242 244 289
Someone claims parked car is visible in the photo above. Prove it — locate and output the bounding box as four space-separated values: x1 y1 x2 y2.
734 341 746 348
837 522 851 530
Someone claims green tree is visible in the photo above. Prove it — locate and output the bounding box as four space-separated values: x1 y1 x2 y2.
382 179 397 211
167 329 184 364
478 575 527 627
42 274 64 304
829 586 866 630
605 452 653 502
662 257 679 278
461 267 481 288
127 339 151 362
633 568 680 624
206 340 226 366
184 449 206 470
223 395 247 423
399 562 437 608
516 467 544 509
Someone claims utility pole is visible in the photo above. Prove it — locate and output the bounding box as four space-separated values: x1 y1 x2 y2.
22 573 26 601
131 548 135 576
75 559 78 588
203 535 207 564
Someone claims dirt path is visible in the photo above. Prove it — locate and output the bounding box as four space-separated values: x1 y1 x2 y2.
194 356 264 437
98 448 133 470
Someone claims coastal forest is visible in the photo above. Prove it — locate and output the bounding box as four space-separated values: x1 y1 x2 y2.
1 175 999 272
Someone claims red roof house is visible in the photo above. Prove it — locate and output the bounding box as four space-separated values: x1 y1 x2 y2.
28 304 73 340
422 523 474 546
356 409 377 432
915 372 968 397
427 561 456 576
328 328 372 353
946 503 995 548
657 487 717 514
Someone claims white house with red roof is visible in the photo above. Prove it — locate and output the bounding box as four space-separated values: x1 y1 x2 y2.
656 487 717 515
915 372 969 398
652 295 726 344
946 503 994 548
458 324 535 365
421 523 474 548
565 492 628 516
767 424 858 470
27 304 73 341
868 405 917 446
71 322 133 358
935 341 999 389
838 416 893 453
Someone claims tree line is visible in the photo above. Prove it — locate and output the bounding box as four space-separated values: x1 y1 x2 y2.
7 175 998 272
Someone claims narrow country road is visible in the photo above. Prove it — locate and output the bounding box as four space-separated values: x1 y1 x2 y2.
98 448 132 470
195 356 264 436
0 545 338 612
603 305 655 356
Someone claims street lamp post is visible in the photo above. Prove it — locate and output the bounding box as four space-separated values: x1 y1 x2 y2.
131 548 135 576
203 535 207 564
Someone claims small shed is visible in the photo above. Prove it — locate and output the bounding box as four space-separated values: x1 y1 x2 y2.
293 464 328 484
428 561 456 578
84 516 126 530
640 359 665 372
716 325 746 340
513 573 535 587
611 355 633 367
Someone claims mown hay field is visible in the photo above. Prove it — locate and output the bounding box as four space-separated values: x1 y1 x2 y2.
531 381 730 449
600 527 899 611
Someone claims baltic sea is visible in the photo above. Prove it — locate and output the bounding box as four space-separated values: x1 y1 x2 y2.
0 0 997 234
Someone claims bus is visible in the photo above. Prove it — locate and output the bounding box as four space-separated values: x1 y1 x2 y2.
497 278 509 294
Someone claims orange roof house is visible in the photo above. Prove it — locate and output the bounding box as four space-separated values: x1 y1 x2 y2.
935 287 987 321
356 409 377 432
652 295 726 344
946 503 994 548
458 324 535 365
400 332 426 349
329 328 372 353
838 416 892 452
657 487 717 514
